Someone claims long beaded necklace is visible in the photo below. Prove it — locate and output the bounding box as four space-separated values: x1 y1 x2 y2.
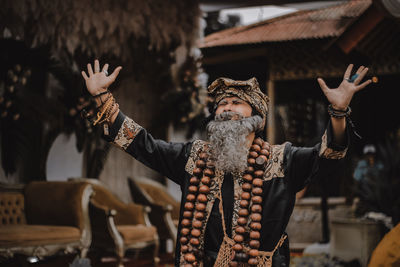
180 137 271 267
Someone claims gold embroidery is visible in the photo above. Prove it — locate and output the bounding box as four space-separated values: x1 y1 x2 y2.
113 117 142 150
184 140 207 174
319 130 347 159
264 143 286 181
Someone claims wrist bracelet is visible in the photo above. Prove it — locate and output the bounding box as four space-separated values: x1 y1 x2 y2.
328 104 351 118
93 90 109 98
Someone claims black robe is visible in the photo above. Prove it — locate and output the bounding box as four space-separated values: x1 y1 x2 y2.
104 111 348 267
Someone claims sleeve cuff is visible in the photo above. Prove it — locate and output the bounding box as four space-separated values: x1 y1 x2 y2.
319 120 349 159
102 111 143 150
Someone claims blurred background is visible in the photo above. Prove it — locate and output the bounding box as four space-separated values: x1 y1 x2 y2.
1 0 399 266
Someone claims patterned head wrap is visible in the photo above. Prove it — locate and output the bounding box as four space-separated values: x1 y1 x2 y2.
207 77 269 126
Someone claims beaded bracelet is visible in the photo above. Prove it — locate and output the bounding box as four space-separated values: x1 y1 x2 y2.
327 104 351 118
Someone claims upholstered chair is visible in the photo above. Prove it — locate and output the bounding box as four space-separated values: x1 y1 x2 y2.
0 181 93 262
69 178 159 267
127 176 180 253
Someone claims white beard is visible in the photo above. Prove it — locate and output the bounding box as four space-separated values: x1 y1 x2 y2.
206 112 263 173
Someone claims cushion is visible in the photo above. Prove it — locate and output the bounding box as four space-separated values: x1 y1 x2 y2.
0 225 80 247
116 225 157 245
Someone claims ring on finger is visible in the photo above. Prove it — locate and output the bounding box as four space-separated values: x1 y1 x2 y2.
345 73 359 83
103 70 109 76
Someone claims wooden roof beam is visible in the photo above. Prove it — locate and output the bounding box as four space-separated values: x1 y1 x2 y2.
337 5 385 54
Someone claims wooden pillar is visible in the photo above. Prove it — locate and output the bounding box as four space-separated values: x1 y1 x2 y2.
267 79 276 144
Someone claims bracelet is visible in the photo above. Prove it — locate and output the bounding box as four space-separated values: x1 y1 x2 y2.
327 104 351 118
93 96 114 125
96 92 112 109
93 90 109 98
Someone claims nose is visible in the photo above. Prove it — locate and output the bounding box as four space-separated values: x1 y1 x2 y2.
222 103 232 112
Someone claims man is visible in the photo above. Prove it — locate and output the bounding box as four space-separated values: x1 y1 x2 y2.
82 60 371 266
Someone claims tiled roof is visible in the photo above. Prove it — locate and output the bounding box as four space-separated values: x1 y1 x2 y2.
200 0 372 48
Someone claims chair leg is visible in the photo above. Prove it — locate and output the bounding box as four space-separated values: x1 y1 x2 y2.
153 239 160 267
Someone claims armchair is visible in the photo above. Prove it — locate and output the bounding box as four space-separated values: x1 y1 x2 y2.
127 176 180 253
70 178 159 267
0 181 93 262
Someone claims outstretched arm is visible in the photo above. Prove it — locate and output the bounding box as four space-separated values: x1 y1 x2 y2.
317 64 372 145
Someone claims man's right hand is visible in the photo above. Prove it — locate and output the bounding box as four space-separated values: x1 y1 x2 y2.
81 59 122 96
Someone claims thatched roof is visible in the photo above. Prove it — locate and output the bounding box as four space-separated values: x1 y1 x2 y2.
0 0 200 60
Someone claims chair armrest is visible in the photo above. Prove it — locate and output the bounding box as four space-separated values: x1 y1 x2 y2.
89 199 123 254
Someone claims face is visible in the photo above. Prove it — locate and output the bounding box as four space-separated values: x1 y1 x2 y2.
215 96 252 118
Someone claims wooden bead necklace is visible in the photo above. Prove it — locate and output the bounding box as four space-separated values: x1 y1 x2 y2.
180 138 270 267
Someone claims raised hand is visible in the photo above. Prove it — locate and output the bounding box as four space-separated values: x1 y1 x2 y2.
317 64 372 110
81 59 122 96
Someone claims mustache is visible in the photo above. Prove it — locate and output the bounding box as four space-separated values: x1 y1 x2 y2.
215 111 245 121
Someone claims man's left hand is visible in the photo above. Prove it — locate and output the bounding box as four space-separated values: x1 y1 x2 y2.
317 64 372 110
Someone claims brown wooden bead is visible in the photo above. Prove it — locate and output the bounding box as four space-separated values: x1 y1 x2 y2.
247 158 256 165
251 144 261 153
249 240 260 249
252 187 263 195
195 203 206 211
190 238 200 246
262 142 270 150
254 138 263 146
184 253 196 262
199 152 208 160
190 176 200 185
183 211 193 218
195 160 206 168
248 258 258 266
250 231 260 239
235 226 246 234
238 208 249 217
249 151 258 158
204 168 214 177
234 234 244 243
194 211 205 220
252 196 263 204
188 185 198 193
181 227 190 236
251 204 262 213
250 213 262 222
242 182 252 192
237 217 247 225
192 219 203 229
181 245 189 253
249 249 259 257
181 218 191 227
250 222 262 230
184 264 193 267
180 236 189 244
186 194 196 202
193 167 202 176
260 149 270 157
240 199 249 208
191 229 201 237
245 166 255 174
233 243 243 251
184 202 194 211
201 176 211 185
199 185 210 194
241 192 251 200
229 261 238 267
243 174 253 182
197 194 208 203
254 170 264 178
252 178 263 187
